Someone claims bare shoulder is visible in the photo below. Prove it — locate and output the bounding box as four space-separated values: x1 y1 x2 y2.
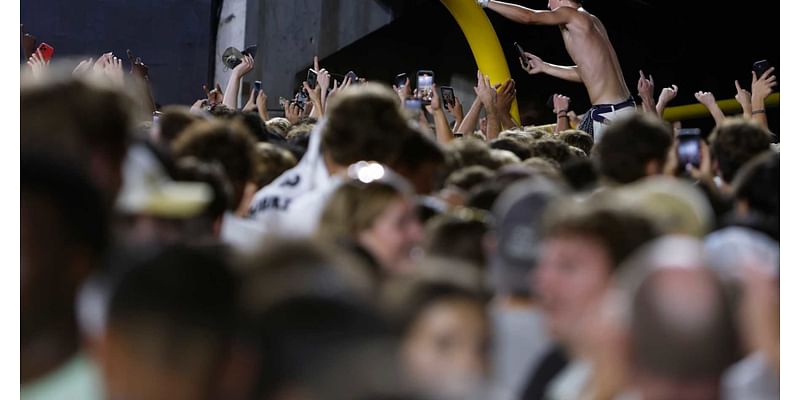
558 7 593 30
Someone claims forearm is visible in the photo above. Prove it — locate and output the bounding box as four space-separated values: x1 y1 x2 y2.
433 110 454 144
486 1 539 24
640 97 657 115
485 109 501 140
309 102 322 119
704 103 726 126
739 103 752 119
222 74 241 109
751 97 768 129
655 100 668 117
135 77 156 115
258 108 269 122
452 116 464 133
544 63 582 82
457 98 483 135
499 112 518 131
555 113 570 133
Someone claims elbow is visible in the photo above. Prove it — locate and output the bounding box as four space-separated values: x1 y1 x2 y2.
523 13 539 25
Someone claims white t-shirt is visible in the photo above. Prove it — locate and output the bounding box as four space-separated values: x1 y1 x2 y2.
490 303 552 399
246 120 336 238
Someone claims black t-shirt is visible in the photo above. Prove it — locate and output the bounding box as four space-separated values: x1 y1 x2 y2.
519 345 569 400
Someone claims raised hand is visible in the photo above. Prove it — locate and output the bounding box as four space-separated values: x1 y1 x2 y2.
553 93 570 113
72 58 94 77
392 77 412 102
242 89 258 112
329 76 352 102
303 81 324 118
553 93 570 133
232 54 255 78
474 71 501 139
496 79 517 114
658 85 678 105
284 101 303 124
637 70 656 114
429 83 443 112
474 71 497 112
256 90 269 121
26 49 49 79
656 84 678 117
93 52 113 74
751 67 777 103
637 70 655 100
21 27 37 60
520 51 545 75
203 83 224 105
734 80 752 118
446 95 464 122
104 55 125 86
127 49 150 80
750 66 776 130
694 91 716 107
191 98 210 112
694 90 725 126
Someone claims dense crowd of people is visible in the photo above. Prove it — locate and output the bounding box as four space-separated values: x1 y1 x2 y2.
21 0 779 399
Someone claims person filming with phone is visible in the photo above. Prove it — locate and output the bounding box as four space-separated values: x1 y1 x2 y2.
479 0 633 143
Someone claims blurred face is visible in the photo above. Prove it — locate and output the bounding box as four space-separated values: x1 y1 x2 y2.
358 196 423 273
534 234 614 344
403 299 490 397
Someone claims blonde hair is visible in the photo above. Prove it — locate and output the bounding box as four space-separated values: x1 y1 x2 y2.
317 181 404 241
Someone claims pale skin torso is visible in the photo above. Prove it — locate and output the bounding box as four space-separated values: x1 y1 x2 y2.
486 1 631 105
560 9 630 104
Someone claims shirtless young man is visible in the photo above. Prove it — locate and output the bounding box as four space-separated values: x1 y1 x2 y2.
479 0 634 142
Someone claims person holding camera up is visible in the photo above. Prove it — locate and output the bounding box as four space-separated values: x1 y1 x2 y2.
478 0 634 143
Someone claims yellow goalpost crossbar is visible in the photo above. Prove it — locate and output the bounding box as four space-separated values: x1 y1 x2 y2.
440 0 521 125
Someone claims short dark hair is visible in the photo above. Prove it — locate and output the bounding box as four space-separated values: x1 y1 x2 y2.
445 165 494 192
595 113 673 184
490 138 532 160
543 198 658 268
529 138 574 166
423 213 489 267
22 152 109 258
449 138 503 170
107 244 238 375
709 118 772 183
559 129 594 156
158 106 202 145
732 150 778 215
21 78 132 164
322 84 411 166
172 120 257 209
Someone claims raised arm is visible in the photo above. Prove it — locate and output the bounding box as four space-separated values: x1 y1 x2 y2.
475 71 501 140
482 0 576 26
496 79 520 130
430 84 454 144
223 54 254 109
637 70 657 115
553 94 571 133
750 67 777 131
521 51 582 83
656 85 678 117
734 80 752 119
694 91 726 127
457 95 483 136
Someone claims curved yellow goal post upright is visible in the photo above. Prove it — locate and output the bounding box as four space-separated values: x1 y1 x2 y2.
440 0 521 125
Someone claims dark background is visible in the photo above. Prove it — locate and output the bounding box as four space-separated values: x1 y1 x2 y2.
21 0 779 135
20 0 214 107
317 0 779 135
